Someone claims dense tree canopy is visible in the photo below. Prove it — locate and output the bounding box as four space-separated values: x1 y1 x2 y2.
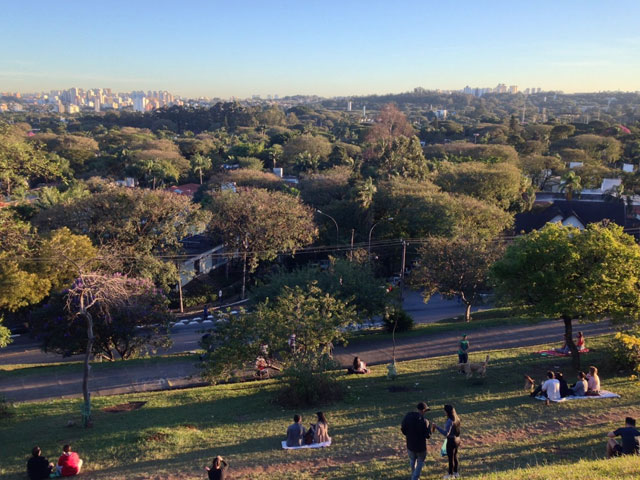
491 223 640 368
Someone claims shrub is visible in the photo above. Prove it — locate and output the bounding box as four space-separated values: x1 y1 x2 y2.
383 308 414 333
0 396 13 418
607 329 640 376
275 356 344 407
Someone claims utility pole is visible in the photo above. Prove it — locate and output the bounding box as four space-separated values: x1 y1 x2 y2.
350 229 355 262
400 240 407 302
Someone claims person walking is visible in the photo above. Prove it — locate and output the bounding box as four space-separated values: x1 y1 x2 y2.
434 404 461 479
401 402 432 480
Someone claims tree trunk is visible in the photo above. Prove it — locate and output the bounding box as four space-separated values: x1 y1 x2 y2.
241 250 248 300
464 302 472 323
199 170 203 185
82 309 94 428
562 315 580 370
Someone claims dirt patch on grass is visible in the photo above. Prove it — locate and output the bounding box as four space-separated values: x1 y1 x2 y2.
146 431 170 443
103 401 147 413
465 406 640 448
182 424 198 430
230 447 401 478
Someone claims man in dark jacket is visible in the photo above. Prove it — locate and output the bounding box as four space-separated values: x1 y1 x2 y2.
27 446 53 480
401 402 431 480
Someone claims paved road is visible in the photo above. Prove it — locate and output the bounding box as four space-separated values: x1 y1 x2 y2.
1 292 480 367
0 319 612 403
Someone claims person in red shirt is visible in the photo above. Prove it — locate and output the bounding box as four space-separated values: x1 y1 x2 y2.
57 444 83 477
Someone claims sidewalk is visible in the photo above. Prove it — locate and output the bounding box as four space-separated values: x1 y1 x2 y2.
1 320 613 403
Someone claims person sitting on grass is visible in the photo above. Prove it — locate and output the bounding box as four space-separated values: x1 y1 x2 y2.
606 417 640 458
57 444 82 477
555 371 571 398
571 372 588 397
540 371 561 401
286 414 306 447
27 446 53 480
205 455 228 480
576 331 587 352
350 356 369 374
586 365 601 396
311 411 331 444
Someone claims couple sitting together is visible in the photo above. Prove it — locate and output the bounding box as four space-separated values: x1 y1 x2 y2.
27 445 83 479
286 412 331 447
533 366 601 401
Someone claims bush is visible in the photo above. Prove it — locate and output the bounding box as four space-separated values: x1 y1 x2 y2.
383 308 414 333
275 356 344 407
0 396 13 418
607 329 640 376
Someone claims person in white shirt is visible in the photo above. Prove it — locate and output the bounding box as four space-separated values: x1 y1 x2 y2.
541 371 561 401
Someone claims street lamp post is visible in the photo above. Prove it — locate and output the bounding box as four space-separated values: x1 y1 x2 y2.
368 217 393 260
316 209 339 246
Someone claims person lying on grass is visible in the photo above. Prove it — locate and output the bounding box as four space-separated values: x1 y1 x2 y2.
607 416 640 458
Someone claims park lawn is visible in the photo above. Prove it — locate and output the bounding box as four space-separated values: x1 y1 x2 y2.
1 334 639 480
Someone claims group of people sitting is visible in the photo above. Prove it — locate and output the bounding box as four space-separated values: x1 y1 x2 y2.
532 365 601 401
285 411 331 446
556 331 587 354
27 445 82 479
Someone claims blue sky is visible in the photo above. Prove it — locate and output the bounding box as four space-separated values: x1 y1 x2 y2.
1 0 639 97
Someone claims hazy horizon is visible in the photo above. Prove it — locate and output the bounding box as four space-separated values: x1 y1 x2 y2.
2 0 639 98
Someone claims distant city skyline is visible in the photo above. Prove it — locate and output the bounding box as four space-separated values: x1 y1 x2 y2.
2 1 639 97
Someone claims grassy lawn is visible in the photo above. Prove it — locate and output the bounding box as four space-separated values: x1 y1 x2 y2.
1 334 639 480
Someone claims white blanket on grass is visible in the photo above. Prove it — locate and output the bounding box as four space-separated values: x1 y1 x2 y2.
281 439 332 449
535 390 620 402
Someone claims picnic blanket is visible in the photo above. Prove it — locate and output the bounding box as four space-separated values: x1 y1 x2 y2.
281 439 332 449
537 349 589 357
535 390 620 402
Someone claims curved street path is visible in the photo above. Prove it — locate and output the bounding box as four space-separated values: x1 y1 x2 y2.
0 319 612 403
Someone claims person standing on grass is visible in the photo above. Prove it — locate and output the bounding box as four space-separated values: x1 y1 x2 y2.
27 446 53 480
401 402 432 480
434 404 462 479
205 455 228 480
286 414 305 447
458 334 469 366
606 417 640 458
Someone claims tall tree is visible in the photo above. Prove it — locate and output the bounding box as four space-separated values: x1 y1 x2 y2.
411 236 504 322
33 187 210 289
200 284 356 382
491 223 640 369
206 188 317 298
366 103 415 146
190 153 212 184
